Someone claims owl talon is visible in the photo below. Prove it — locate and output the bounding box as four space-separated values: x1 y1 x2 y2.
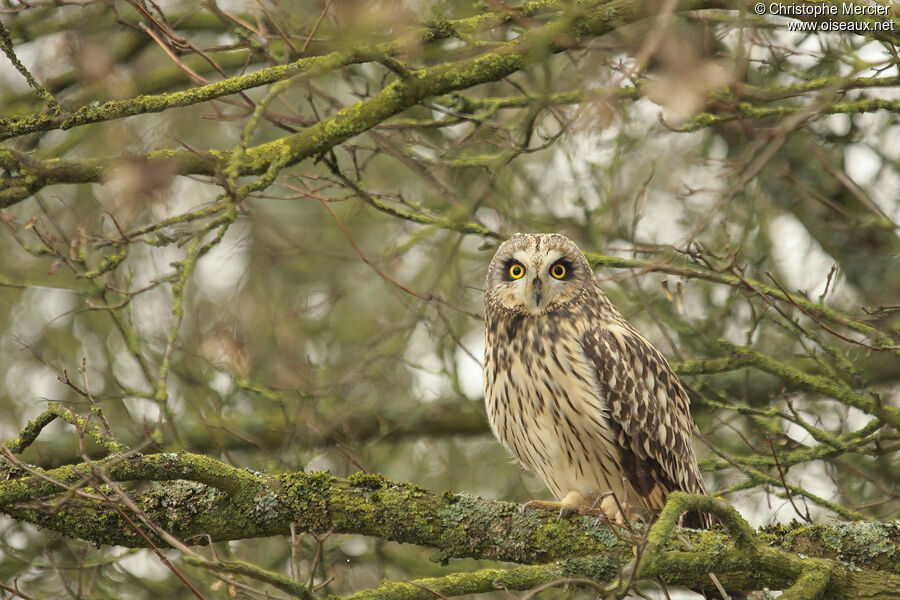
557 505 577 522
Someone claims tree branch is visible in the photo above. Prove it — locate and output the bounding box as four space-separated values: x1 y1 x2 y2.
1 0 726 207
0 452 898 598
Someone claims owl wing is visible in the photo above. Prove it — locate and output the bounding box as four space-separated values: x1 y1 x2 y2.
580 323 707 513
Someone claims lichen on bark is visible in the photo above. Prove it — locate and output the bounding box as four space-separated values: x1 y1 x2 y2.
1 452 898 598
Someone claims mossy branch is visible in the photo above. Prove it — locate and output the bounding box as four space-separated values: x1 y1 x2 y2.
0 3 521 142
647 492 759 552
1 0 727 207
716 341 900 430
337 562 582 600
698 412 887 473
677 98 900 133
0 18 60 115
638 493 900 599
4 1 899 210
183 556 314 600
0 0 616 143
3 401 123 456
0 452 898 598
582 250 900 356
13 399 491 468
0 452 625 563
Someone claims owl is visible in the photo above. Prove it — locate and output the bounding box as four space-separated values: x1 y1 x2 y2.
483 233 709 526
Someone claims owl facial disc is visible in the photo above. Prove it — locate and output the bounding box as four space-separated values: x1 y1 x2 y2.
485 233 590 316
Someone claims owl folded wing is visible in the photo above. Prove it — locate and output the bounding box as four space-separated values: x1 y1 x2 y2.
580 323 708 516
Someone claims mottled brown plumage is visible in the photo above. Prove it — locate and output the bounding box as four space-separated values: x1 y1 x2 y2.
483 233 709 527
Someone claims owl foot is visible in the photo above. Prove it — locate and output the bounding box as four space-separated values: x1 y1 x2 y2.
522 499 579 521
592 494 633 525
522 491 601 521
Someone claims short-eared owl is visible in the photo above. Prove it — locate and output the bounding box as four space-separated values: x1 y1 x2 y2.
483 233 708 525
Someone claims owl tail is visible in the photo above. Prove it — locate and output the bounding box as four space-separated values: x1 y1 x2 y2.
681 509 714 530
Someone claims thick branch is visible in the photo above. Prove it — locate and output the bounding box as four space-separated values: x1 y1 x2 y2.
0 452 624 561
1 454 898 575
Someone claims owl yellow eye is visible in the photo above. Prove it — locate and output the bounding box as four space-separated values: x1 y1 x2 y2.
508 263 525 279
550 263 566 279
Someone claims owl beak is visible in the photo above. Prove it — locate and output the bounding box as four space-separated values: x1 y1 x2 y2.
531 277 543 307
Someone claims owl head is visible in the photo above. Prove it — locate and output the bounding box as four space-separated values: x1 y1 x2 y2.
485 233 594 315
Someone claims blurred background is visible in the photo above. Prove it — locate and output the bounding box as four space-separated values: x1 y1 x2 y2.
1 0 898 598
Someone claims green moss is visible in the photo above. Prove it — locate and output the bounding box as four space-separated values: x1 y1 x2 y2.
5 449 899 599
348 471 386 490
560 556 618 581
